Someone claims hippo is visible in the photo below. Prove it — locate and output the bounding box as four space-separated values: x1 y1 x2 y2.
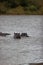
21 33 29 37
14 32 21 39
0 32 11 37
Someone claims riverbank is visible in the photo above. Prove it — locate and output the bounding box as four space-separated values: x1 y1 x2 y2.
0 6 43 15
0 0 43 15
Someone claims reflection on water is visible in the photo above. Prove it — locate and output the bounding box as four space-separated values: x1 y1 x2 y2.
0 15 43 65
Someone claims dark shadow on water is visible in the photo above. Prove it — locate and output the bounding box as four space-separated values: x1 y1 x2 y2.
18 63 43 65
29 63 43 65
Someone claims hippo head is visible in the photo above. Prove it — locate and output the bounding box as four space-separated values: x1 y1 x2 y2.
21 33 29 37
14 32 21 39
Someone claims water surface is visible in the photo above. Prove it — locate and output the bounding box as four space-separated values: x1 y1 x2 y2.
0 15 43 65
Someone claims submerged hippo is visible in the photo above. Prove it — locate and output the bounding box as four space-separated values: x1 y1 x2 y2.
14 32 21 39
21 33 29 37
0 32 11 37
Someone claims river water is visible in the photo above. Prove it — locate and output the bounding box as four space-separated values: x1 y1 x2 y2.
0 15 43 65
